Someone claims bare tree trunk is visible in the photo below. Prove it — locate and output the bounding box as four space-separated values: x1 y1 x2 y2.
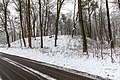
11 18 16 41
72 0 76 37
19 30 22 47
112 21 116 47
106 0 114 62
3 0 10 47
8 16 13 42
39 0 43 48
27 0 32 48
47 0 50 36
88 1 92 38
32 12 36 39
46 0 50 36
55 0 65 46
99 0 103 59
78 0 88 53
54 4 59 46
19 0 26 47
106 0 114 48
44 0 48 36
94 11 98 41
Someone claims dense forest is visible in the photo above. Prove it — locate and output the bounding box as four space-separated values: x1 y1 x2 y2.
0 0 120 62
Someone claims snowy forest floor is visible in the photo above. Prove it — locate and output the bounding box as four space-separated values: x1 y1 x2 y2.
0 35 120 80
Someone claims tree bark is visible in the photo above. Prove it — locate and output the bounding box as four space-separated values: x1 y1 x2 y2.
39 0 43 48
88 1 92 38
27 0 32 48
19 0 26 47
55 0 65 47
3 0 11 47
106 0 114 62
105 0 114 49
72 0 76 37
78 0 88 53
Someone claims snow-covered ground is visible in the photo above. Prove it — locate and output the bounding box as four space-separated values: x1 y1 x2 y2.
0 35 120 80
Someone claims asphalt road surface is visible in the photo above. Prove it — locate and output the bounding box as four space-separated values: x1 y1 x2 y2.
0 52 107 80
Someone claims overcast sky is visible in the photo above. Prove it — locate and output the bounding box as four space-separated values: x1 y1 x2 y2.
7 0 119 18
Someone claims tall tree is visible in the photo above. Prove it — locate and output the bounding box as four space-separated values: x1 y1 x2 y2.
55 0 65 46
31 0 38 39
97 0 104 59
39 0 43 48
19 0 26 47
72 0 76 37
78 0 88 53
105 0 114 49
43 0 48 36
27 0 32 48
2 0 10 47
87 0 92 38
106 0 114 62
